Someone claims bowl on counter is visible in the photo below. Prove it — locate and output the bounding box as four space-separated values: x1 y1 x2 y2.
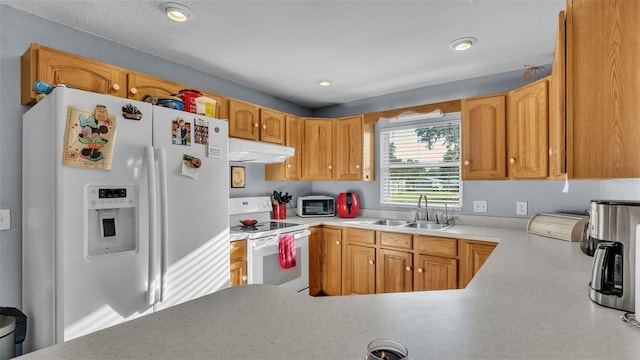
239 219 258 226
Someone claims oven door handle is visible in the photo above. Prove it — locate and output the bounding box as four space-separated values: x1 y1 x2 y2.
251 229 310 251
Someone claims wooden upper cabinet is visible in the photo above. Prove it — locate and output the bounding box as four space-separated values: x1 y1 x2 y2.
507 77 549 179
126 72 185 100
567 0 640 178
259 108 286 144
21 43 127 105
461 94 507 180
265 115 304 181
303 118 334 180
334 115 364 180
549 10 567 178
229 99 260 141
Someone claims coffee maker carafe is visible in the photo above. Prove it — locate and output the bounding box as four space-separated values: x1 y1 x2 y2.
588 200 640 312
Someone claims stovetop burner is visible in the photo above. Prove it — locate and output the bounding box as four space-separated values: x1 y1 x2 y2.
230 221 303 233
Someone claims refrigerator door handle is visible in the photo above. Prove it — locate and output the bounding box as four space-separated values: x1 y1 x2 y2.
146 146 159 306
157 147 169 302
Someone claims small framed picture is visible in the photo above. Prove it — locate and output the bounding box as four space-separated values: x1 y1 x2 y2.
231 166 245 188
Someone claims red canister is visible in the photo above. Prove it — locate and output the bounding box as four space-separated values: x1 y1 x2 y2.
178 89 202 113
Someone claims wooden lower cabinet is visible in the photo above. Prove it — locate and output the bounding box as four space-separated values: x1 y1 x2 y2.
308 226 322 296
343 244 376 295
377 248 413 293
312 226 497 296
414 254 457 291
229 240 247 287
459 239 497 288
321 226 343 296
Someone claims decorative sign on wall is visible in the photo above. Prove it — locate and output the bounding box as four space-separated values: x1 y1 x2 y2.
231 166 245 188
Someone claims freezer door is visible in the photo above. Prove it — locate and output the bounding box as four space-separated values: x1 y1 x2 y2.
22 88 156 349
151 106 230 311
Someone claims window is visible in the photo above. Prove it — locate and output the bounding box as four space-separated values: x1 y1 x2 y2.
379 118 462 209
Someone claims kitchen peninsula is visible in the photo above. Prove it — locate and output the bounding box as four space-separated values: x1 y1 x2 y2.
19 224 638 359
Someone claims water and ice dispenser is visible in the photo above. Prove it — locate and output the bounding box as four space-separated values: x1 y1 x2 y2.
85 185 138 258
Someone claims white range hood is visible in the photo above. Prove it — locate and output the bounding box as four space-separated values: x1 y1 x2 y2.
228 138 294 164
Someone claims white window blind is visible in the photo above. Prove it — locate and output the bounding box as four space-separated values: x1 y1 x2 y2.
379 120 462 208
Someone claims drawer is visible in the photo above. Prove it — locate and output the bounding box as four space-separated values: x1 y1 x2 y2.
414 235 457 257
230 240 246 260
378 231 412 250
345 228 376 245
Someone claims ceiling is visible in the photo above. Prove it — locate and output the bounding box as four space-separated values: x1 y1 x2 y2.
1 0 566 109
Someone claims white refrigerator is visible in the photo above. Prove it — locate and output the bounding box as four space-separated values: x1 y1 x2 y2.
22 87 230 352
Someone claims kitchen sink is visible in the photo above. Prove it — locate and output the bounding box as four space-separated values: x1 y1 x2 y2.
402 222 450 230
369 219 410 226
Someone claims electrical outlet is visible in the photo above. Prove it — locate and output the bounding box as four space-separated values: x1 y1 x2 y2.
473 200 488 213
516 201 528 216
0 209 9 230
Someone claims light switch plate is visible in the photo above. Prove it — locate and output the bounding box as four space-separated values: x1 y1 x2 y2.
0 209 10 230
473 201 488 213
516 201 528 216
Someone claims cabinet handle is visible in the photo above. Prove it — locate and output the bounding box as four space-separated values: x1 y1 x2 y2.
242 276 247 282
254 123 259 128
328 165 333 170
129 87 137 95
112 84 120 91
287 164 291 168
336 240 340 245
417 268 424 273
262 124 267 129
464 160 470 166
356 164 361 169
405 266 412 272
369 260 374 265
509 158 516 164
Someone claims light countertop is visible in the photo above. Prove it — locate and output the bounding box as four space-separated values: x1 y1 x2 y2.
20 221 639 359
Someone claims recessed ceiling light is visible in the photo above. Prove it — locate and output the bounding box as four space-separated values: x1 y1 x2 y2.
318 79 332 87
449 37 477 51
161 2 193 22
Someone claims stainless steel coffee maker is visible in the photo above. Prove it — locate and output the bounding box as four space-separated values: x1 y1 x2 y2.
588 200 640 312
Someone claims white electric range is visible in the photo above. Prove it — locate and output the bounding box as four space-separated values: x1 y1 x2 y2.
229 197 309 293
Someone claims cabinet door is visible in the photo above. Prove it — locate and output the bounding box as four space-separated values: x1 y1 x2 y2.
229 100 260 141
460 240 497 288
414 254 457 291
126 72 186 101
265 115 304 181
507 78 549 179
303 118 334 180
377 248 413 293
461 94 507 180
308 226 322 296
334 115 363 180
343 245 376 295
260 108 286 144
229 240 247 287
567 0 640 178
549 10 566 178
321 227 342 296
21 44 127 105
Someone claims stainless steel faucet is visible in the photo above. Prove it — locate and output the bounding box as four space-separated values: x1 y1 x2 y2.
415 194 428 222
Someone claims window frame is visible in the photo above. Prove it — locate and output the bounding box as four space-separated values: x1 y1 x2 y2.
378 116 463 210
